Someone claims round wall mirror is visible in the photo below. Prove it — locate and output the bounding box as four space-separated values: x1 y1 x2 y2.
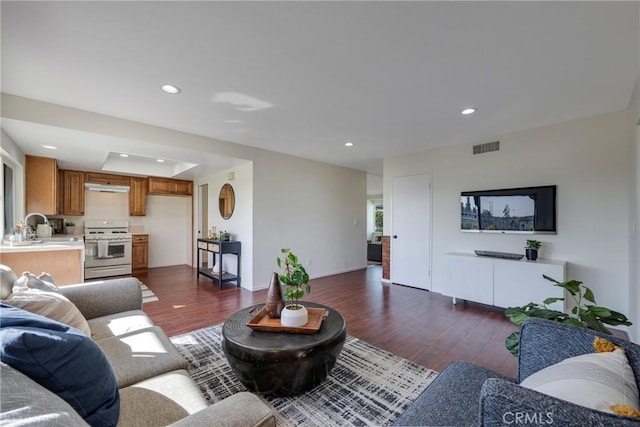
219 183 235 220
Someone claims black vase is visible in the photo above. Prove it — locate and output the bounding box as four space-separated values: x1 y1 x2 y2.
265 272 285 318
525 248 538 261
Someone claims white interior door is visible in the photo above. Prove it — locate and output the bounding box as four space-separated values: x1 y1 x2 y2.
391 173 431 289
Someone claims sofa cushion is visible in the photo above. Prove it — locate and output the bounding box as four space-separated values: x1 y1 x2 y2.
0 362 89 427
13 271 58 291
96 326 189 388
88 309 155 340
0 264 17 299
393 360 514 427
0 304 120 427
118 369 208 427
168 392 276 427
520 348 640 415
4 272 91 335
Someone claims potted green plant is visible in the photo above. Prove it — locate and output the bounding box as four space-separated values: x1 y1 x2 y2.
277 248 311 327
525 239 542 261
65 221 76 235
505 275 632 356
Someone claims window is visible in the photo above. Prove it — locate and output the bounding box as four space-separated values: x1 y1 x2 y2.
3 160 15 234
369 199 383 242
374 203 383 232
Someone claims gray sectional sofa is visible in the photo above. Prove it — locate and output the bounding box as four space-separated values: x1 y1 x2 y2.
0 269 276 427
394 318 640 427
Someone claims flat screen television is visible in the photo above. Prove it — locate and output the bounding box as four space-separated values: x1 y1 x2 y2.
461 185 556 234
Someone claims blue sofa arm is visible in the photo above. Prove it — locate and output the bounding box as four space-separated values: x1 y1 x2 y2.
518 318 640 383
480 378 639 427
517 318 640 384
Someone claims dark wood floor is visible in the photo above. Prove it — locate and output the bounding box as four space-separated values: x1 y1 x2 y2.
135 265 519 377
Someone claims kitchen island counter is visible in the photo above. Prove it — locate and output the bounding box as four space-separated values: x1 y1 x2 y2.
1 242 84 284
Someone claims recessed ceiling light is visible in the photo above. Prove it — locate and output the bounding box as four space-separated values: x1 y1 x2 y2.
345 142 354 147
461 107 478 115
119 154 129 158
157 159 165 163
43 145 57 149
161 84 181 94
224 119 244 124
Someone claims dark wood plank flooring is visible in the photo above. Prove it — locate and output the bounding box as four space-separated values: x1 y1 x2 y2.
135 265 518 377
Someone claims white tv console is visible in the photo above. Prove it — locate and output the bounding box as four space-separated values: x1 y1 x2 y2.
440 252 566 311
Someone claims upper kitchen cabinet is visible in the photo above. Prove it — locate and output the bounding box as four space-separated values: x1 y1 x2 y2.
85 172 130 186
147 177 193 196
26 155 59 215
129 176 147 216
61 170 85 216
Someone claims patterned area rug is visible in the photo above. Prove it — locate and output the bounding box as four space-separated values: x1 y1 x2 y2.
170 324 438 426
140 284 158 303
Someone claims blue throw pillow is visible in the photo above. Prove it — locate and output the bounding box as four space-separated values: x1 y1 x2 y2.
0 304 120 426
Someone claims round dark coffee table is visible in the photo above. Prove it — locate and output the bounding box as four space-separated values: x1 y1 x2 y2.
221 302 346 396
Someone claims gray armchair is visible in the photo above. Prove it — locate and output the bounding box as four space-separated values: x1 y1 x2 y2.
394 318 640 426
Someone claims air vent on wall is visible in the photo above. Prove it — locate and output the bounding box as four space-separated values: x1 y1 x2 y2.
473 141 500 155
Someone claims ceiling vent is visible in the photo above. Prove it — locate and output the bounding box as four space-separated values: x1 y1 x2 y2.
473 141 500 155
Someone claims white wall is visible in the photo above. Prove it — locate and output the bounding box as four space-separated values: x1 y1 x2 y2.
384 109 633 322
140 196 191 268
0 130 26 231
631 73 640 341
195 161 254 288
253 149 367 290
1 129 25 164
196 155 366 292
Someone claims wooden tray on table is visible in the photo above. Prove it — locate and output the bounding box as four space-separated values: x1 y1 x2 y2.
246 306 328 334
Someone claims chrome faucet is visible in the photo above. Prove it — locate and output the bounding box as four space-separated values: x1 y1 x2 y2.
22 212 50 239
24 212 50 226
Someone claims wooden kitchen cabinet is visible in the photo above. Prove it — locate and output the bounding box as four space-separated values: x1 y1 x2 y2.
85 172 130 186
129 177 147 216
147 177 193 196
62 170 85 216
132 234 149 271
25 155 59 215
57 169 64 215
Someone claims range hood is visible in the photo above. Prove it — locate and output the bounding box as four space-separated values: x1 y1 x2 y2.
84 183 130 193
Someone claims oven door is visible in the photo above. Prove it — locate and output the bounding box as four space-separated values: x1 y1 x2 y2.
85 239 132 268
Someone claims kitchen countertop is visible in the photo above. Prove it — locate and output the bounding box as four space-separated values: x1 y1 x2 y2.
0 240 84 253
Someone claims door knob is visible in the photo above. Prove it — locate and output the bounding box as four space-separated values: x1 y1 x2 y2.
393 235 398 239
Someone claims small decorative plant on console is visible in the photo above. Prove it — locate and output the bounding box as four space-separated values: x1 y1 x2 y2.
277 248 311 327
505 275 632 356
524 239 542 261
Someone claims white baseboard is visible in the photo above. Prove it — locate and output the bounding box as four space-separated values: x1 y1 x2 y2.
310 265 368 279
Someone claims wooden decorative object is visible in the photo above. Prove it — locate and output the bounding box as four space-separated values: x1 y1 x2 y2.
265 272 285 318
246 306 328 334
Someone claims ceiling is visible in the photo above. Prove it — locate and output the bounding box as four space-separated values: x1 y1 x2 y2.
1 1 638 178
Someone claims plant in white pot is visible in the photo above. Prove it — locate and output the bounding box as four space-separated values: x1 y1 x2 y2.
277 248 311 327
65 221 76 235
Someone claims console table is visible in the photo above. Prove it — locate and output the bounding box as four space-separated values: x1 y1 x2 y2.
196 239 241 288
439 252 566 310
